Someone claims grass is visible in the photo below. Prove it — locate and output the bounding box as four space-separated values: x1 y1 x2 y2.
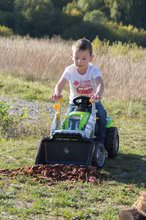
0 36 146 219
0 72 146 219
0 36 146 101
0 119 145 220
0 72 54 101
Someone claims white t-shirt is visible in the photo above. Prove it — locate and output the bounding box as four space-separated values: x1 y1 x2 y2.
62 63 101 104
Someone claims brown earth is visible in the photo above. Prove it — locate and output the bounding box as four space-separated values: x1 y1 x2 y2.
0 164 101 184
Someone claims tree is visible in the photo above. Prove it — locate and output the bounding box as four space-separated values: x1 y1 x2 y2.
14 0 60 37
77 0 105 13
0 0 14 11
0 0 14 28
110 1 120 22
52 0 73 9
84 10 107 25
129 0 146 29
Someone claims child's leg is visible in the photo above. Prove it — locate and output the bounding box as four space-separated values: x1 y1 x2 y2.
95 101 107 144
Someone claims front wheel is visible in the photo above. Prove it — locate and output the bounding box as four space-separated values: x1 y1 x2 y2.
92 142 106 168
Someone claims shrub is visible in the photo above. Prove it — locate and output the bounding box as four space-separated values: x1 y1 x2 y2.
109 41 145 59
0 101 13 136
0 25 13 36
92 36 110 56
0 101 27 138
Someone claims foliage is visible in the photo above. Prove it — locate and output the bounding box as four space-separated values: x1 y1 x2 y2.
0 25 13 36
77 0 105 13
0 101 13 135
92 36 145 60
0 0 146 46
92 36 102 50
0 11 14 28
109 41 145 59
0 101 25 138
92 36 110 55
83 9 107 24
64 2 82 16
104 0 132 23
92 21 146 47
0 0 14 11
14 0 59 36
0 0 14 28
52 0 73 9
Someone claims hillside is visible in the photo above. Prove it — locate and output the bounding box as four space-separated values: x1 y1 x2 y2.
1 1 146 46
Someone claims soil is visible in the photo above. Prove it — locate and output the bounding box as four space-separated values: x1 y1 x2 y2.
0 164 101 184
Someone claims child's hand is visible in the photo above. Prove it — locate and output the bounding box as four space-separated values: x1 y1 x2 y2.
49 94 62 102
91 93 102 101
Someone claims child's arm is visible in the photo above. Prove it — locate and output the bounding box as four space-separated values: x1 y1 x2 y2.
92 76 104 100
52 77 67 101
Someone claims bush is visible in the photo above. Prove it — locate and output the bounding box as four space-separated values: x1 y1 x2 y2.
105 21 146 47
109 41 145 59
0 101 26 138
92 36 109 55
0 101 14 137
0 25 13 36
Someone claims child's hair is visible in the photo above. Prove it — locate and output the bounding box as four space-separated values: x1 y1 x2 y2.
72 38 93 55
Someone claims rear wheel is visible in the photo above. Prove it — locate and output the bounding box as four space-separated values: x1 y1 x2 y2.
105 127 119 158
92 142 106 168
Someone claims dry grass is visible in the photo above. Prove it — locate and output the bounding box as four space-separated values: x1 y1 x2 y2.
0 36 72 81
0 36 146 101
96 55 146 100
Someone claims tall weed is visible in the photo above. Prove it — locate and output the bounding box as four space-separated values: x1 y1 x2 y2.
0 101 28 138
0 36 145 101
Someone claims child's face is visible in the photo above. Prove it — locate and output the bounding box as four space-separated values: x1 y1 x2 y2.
72 48 93 74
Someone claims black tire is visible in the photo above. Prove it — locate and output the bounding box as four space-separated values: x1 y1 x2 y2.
105 127 119 158
92 142 106 168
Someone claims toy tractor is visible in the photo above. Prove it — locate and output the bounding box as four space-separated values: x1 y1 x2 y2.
35 96 119 168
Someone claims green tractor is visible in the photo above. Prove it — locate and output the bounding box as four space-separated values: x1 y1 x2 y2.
35 96 119 168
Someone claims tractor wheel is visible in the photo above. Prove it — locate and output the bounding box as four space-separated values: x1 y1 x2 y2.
105 127 119 158
92 142 106 168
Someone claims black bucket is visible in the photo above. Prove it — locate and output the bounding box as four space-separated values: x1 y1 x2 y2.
35 133 95 166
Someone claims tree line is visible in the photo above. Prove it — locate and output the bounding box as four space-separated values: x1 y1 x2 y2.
0 0 146 46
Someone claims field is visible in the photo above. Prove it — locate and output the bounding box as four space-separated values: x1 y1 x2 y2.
0 36 146 220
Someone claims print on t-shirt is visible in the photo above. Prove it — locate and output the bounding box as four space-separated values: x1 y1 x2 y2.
73 80 93 95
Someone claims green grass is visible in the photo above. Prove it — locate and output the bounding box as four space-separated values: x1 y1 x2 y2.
0 72 55 101
0 126 145 220
0 72 69 103
0 72 146 219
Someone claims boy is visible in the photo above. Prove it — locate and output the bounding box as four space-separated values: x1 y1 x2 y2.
52 38 107 145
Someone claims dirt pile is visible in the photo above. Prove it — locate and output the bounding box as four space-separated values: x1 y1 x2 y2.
0 164 101 183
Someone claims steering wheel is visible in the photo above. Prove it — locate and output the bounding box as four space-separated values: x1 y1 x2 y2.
73 96 91 107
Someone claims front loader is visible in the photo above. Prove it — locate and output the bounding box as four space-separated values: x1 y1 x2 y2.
35 96 119 168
